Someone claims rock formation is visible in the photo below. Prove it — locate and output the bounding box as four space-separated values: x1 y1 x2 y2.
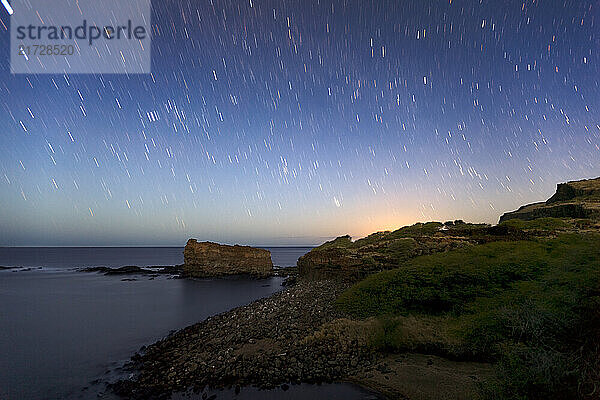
499 177 600 223
183 240 273 278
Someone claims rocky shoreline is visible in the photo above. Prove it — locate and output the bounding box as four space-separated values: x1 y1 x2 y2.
110 279 379 398
109 275 492 400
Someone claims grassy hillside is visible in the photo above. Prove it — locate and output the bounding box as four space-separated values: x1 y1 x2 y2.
336 233 600 399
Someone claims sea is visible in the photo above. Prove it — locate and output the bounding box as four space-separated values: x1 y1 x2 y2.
0 247 380 400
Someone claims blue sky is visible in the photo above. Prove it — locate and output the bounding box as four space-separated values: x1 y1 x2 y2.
0 0 598 246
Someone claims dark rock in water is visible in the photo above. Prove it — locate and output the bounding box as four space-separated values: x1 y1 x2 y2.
499 177 600 223
82 264 183 276
158 265 184 274
82 266 149 275
0 266 15 270
81 266 112 274
183 239 273 278
107 266 147 275
273 266 298 277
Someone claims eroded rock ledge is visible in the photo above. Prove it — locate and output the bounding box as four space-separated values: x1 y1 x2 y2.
183 239 273 278
499 177 600 223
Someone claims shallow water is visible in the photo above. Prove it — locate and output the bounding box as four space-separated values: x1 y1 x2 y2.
0 270 286 399
0 247 379 400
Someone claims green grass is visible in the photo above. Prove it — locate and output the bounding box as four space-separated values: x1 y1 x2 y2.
499 217 597 233
313 235 353 250
351 231 392 247
336 233 600 400
386 222 443 238
337 238 561 316
499 217 572 231
314 222 445 251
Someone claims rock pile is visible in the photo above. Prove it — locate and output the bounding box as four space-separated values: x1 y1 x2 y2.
110 280 376 399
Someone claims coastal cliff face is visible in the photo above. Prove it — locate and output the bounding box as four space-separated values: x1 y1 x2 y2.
183 240 273 278
499 177 600 223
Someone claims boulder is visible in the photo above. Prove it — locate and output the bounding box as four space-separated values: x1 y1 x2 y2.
183 240 273 278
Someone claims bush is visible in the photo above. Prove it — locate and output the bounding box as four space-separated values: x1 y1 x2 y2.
386 222 443 238
337 239 554 316
336 233 600 399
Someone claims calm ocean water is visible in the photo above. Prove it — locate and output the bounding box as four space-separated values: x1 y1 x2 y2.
0 246 312 270
0 247 379 400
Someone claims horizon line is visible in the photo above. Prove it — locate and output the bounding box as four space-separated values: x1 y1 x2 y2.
0 244 319 248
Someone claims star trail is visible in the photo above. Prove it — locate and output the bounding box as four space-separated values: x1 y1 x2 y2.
0 0 598 246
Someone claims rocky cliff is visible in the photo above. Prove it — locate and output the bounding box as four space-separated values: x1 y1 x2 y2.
499 177 600 223
183 240 273 278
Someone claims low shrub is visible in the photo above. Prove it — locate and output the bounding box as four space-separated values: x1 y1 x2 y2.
337 233 600 399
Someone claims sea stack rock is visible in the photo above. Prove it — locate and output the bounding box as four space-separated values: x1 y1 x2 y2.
183 239 274 278
499 177 600 223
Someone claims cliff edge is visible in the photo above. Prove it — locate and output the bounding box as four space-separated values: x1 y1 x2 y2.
297 222 525 280
183 240 273 278
499 177 600 223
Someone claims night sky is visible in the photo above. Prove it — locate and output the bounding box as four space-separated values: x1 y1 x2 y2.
0 0 598 246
